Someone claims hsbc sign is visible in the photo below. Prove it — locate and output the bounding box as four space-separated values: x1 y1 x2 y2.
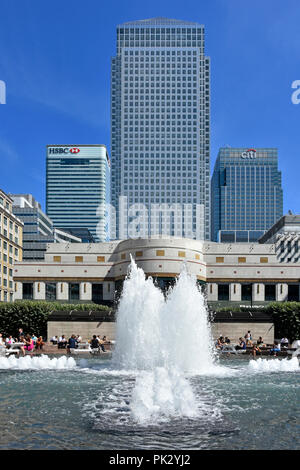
241 149 256 159
48 147 80 154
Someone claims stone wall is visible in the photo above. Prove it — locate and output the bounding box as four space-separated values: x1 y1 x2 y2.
47 321 274 344
48 321 116 341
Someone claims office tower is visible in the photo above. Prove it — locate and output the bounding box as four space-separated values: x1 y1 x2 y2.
0 189 23 302
211 148 283 242
46 145 111 242
111 17 210 239
11 194 81 260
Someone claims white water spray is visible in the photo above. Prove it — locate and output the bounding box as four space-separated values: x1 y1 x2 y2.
113 257 216 422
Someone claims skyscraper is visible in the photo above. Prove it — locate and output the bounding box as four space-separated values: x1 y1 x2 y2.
46 145 110 242
111 17 210 240
211 147 283 242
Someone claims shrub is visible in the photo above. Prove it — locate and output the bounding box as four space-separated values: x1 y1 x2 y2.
0 301 110 339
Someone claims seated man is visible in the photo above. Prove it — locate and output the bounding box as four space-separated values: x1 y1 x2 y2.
90 335 100 350
67 335 78 353
97 335 106 352
58 335 67 349
280 337 289 348
270 341 281 356
235 337 247 350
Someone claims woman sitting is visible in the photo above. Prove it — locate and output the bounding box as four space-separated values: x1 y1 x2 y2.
20 335 35 356
35 336 44 350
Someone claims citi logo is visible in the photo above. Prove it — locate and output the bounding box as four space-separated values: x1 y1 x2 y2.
70 148 80 154
241 149 257 159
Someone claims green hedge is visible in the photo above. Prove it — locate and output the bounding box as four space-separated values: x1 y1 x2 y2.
0 301 110 339
214 302 300 342
265 302 300 342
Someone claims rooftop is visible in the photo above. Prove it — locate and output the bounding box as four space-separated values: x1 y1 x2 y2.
118 17 203 27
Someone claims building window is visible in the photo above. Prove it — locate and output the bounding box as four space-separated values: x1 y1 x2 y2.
241 284 252 301
265 284 276 301
218 284 229 301
156 250 165 256
288 284 300 302
92 284 103 303
178 251 186 258
195 254 200 260
23 283 33 300
121 253 126 260
238 257 246 263
69 283 80 301
260 257 268 263
46 283 56 301
216 257 224 263
75 256 83 263
97 256 105 262
53 256 61 263
135 251 143 257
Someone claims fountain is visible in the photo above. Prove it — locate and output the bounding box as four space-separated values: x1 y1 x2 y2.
113 256 218 422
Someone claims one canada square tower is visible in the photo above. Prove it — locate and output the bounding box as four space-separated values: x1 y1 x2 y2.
111 17 210 240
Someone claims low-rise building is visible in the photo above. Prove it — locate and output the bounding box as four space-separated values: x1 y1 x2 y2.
13 236 300 306
0 189 23 302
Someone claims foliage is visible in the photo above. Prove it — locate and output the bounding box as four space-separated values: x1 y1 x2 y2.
0 301 110 339
265 302 300 342
212 302 300 341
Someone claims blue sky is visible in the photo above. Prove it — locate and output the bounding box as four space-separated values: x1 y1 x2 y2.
0 0 299 213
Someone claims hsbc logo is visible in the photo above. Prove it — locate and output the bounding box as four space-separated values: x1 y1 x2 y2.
48 147 81 155
241 149 256 159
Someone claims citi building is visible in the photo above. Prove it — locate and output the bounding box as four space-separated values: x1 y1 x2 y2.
211 148 283 242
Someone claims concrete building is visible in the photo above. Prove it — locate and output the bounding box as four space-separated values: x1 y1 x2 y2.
46 145 110 242
0 189 23 302
211 148 283 242
11 194 81 260
111 18 211 240
14 236 300 306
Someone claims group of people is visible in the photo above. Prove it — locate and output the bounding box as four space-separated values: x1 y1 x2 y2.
50 333 110 353
0 328 44 356
216 330 290 357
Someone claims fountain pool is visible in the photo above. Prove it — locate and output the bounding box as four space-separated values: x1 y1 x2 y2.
0 259 299 450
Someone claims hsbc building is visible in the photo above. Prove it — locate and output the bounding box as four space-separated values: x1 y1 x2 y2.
46 145 110 242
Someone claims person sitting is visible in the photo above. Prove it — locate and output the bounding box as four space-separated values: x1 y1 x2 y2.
20 335 35 356
225 337 231 344
5 336 15 347
270 341 281 356
67 335 78 353
252 344 262 357
244 331 253 346
97 335 106 352
50 336 58 345
90 335 100 350
236 337 247 350
280 337 289 348
58 335 67 349
35 336 44 350
31 334 38 345
76 335 82 344
256 336 266 347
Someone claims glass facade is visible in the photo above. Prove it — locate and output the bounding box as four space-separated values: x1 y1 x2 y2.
111 17 211 239
211 148 283 242
46 145 110 242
